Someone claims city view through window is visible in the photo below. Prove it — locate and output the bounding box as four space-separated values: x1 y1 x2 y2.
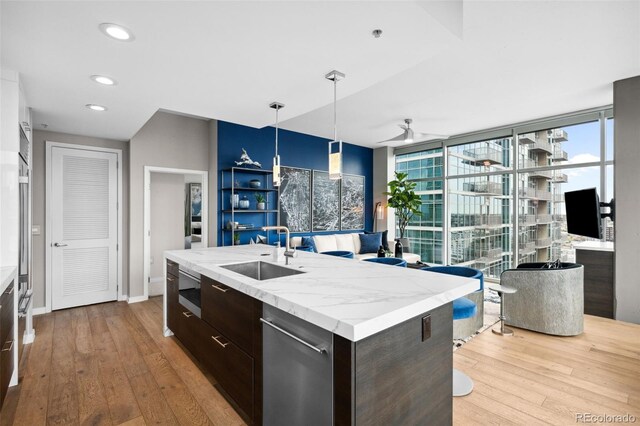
395 113 614 280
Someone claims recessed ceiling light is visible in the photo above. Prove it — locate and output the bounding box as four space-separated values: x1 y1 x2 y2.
86 104 107 112
99 23 134 41
90 75 117 86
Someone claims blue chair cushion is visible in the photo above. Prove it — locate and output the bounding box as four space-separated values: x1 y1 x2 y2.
296 246 314 252
301 236 317 253
363 257 407 267
422 266 484 291
452 297 477 320
321 250 354 259
359 233 382 254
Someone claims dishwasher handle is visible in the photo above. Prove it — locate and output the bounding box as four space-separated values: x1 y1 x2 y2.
260 318 327 354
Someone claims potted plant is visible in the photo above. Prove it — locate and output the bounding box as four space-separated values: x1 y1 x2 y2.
255 193 266 210
384 171 422 251
233 233 241 245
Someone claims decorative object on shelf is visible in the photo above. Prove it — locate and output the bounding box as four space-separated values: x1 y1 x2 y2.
250 238 256 244
239 195 250 209
394 238 404 257
255 193 266 210
341 174 365 230
233 233 240 245
278 166 311 232
256 234 267 244
377 245 386 258
312 170 340 231
226 220 238 229
235 148 262 168
325 70 345 180
270 101 285 187
230 193 239 209
249 179 261 188
385 171 421 244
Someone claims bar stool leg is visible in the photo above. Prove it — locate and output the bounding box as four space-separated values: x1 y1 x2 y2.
492 290 514 336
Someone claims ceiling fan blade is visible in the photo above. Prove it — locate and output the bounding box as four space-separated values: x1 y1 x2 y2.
414 132 450 142
376 133 406 144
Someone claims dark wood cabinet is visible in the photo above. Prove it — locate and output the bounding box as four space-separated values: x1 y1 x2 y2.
201 276 255 355
165 261 261 424
576 247 615 318
0 280 15 408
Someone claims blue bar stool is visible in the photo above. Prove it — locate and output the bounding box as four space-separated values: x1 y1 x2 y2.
321 250 354 259
422 266 483 397
363 257 407 267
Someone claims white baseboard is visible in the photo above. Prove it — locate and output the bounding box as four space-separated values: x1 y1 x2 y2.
23 330 36 344
32 306 48 316
128 295 149 304
118 294 128 301
149 277 165 297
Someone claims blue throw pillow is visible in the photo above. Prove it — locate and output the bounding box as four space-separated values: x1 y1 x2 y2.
301 236 317 253
359 233 382 254
365 230 389 251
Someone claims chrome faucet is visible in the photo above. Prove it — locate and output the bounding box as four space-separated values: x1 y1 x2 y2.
261 226 297 265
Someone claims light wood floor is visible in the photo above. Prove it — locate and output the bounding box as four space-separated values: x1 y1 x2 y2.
1 298 639 425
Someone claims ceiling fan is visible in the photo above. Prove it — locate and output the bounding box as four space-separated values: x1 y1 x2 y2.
377 118 449 144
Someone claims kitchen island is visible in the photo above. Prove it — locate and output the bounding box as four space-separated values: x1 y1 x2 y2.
164 245 477 425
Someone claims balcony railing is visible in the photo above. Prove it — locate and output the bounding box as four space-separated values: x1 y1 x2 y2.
553 214 566 222
536 190 552 200
529 141 553 154
519 133 536 144
536 214 553 224
462 147 503 165
529 169 552 179
535 237 552 248
476 214 504 228
551 129 568 142
463 181 503 196
552 173 568 183
519 241 536 254
553 193 564 203
475 248 502 261
519 214 536 226
552 147 568 162
519 187 537 198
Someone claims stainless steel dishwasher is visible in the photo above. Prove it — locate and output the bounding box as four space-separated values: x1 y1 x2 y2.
262 304 333 426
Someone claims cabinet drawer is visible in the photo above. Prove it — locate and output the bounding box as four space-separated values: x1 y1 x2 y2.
200 323 254 419
1 283 14 346
167 260 179 278
201 276 255 355
166 274 180 334
0 329 15 407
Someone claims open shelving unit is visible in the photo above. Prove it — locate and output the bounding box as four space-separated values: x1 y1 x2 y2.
220 167 278 246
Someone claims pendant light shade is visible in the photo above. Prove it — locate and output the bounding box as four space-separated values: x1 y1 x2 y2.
270 102 285 187
325 70 345 180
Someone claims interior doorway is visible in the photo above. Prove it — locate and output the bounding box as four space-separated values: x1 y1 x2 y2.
143 166 208 297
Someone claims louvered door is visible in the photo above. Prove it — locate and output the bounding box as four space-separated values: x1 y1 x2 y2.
51 147 118 310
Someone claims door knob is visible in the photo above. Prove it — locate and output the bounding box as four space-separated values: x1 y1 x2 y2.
53 242 68 247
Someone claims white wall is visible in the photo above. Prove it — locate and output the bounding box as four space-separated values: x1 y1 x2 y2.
373 146 395 237
613 75 640 324
129 111 213 298
149 173 185 289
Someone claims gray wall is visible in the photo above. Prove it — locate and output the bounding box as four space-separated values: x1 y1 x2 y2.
31 130 130 309
373 146 395 235
150 173 185 280
129 111 213 298
613 75 640 324
208 119 218 246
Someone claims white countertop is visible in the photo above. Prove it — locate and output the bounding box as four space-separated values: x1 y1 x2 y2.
165 246 478 342
0 265 17 294
574 241 614 252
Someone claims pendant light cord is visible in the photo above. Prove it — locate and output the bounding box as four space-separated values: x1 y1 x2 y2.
275 107 279 157
333 77 338 142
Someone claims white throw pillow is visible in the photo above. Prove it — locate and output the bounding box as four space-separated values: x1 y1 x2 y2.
290 237 303 248
351 233 363 254
335 234 356 252
313 235 338 253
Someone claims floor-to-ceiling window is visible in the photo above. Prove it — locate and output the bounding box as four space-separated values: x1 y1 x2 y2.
393 108 613 280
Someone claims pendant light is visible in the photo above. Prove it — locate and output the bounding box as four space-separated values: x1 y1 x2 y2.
325 70 345 180
270 102 285 187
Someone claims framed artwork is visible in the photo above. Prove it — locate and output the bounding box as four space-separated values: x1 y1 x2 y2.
340 174 365 230
278 166 312 232
189 183 202 218
312 170 340 232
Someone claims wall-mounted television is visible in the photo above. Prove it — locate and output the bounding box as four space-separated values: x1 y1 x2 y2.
564 188 602 239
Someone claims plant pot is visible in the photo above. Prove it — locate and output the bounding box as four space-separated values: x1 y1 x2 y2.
234 240 241 245
249 179 261 188
257 202 266 210
239 196 250 209
398 237 410 252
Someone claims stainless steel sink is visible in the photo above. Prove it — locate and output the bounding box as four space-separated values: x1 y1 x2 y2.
220 261 305 281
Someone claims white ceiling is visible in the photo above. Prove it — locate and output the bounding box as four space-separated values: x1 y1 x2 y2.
2 1 639 148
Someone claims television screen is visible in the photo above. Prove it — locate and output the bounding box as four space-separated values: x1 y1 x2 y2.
565 188 602 239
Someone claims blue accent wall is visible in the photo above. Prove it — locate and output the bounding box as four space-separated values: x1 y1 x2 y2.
218 121 373 245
